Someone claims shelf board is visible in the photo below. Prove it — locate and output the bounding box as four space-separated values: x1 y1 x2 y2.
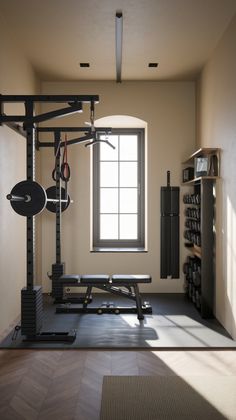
185 244 202 258
185 216 200 221
182 176 220 185
193 245 201 258
182 147 221 164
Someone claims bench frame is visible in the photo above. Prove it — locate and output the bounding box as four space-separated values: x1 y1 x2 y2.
56 275 152 320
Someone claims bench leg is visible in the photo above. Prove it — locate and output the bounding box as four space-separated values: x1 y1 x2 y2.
133 284 144 320
83 286 92 308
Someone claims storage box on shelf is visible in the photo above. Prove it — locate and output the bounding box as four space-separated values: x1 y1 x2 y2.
182 147 220 184
182 148 220 318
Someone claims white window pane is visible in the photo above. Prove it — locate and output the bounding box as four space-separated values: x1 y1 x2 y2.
119 162 138 187
120 188 138 213
100 135 118 161
120 215 138 239
120 135 138 161
100 188 118 213
100 162 118 187
100 214 118 239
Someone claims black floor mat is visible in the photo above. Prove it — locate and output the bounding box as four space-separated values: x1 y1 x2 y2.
1 293 235 349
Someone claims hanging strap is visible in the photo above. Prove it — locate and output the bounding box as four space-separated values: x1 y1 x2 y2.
52 138 61 181
61 134 71 182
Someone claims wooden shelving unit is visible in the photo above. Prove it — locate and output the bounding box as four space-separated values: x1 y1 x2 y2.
183 176 220 185
182 147 221 165
182 148 220 318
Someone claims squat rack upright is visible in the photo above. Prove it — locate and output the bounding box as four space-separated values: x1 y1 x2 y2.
0 94 111 342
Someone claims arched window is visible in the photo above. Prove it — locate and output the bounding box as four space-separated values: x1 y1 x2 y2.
92 116 146 251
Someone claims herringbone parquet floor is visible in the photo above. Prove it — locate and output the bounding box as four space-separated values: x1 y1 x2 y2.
0 349 236 420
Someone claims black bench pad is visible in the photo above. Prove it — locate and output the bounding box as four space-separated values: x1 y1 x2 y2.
59 274 80 284
59 274 151 285
80 274 110 284
112 274 151 283
59 274 110 284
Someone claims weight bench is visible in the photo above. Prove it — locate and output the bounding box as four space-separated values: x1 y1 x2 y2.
56 274 152 320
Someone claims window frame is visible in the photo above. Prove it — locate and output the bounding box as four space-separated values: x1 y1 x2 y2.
93 128 145 250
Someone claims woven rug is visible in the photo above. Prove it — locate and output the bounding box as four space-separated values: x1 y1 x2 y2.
100 375 236 419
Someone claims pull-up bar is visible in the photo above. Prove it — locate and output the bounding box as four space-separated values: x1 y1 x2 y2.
36 127 113 149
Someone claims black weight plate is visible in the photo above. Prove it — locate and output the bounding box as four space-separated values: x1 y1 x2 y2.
10 181 46 216
46 186 70 213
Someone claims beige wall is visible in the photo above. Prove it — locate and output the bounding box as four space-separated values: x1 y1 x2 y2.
0 13 39 335
197 14 236 338
40 81 195 293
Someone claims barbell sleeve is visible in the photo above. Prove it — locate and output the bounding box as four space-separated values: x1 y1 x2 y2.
47 198 73 204
6 194 27 202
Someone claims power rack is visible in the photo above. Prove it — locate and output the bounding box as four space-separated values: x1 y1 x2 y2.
0 94 111 342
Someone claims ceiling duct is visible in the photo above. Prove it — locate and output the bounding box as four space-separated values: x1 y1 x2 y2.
115 11 123 83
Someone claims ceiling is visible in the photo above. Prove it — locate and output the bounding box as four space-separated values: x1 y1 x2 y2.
1 0 236 81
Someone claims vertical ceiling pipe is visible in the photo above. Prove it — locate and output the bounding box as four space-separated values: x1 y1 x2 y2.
115 11 123 83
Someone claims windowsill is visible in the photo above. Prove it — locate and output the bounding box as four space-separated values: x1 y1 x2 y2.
91 247 147 253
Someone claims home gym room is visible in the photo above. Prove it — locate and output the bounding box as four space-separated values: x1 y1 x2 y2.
0 0 236 419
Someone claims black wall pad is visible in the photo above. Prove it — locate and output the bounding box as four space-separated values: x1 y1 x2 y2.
170 216 179 278
161 186 179 215
160 183 180 278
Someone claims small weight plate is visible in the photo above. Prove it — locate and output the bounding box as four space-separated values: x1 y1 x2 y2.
46 186 70 213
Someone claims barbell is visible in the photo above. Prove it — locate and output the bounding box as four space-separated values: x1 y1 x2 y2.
6 180 72 216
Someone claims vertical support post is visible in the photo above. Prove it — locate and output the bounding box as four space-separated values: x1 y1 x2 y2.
55 131 62 264
25 100 35 289
21 100 43 338
0 98 4 126
51 131 65 301
201 179 214 318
